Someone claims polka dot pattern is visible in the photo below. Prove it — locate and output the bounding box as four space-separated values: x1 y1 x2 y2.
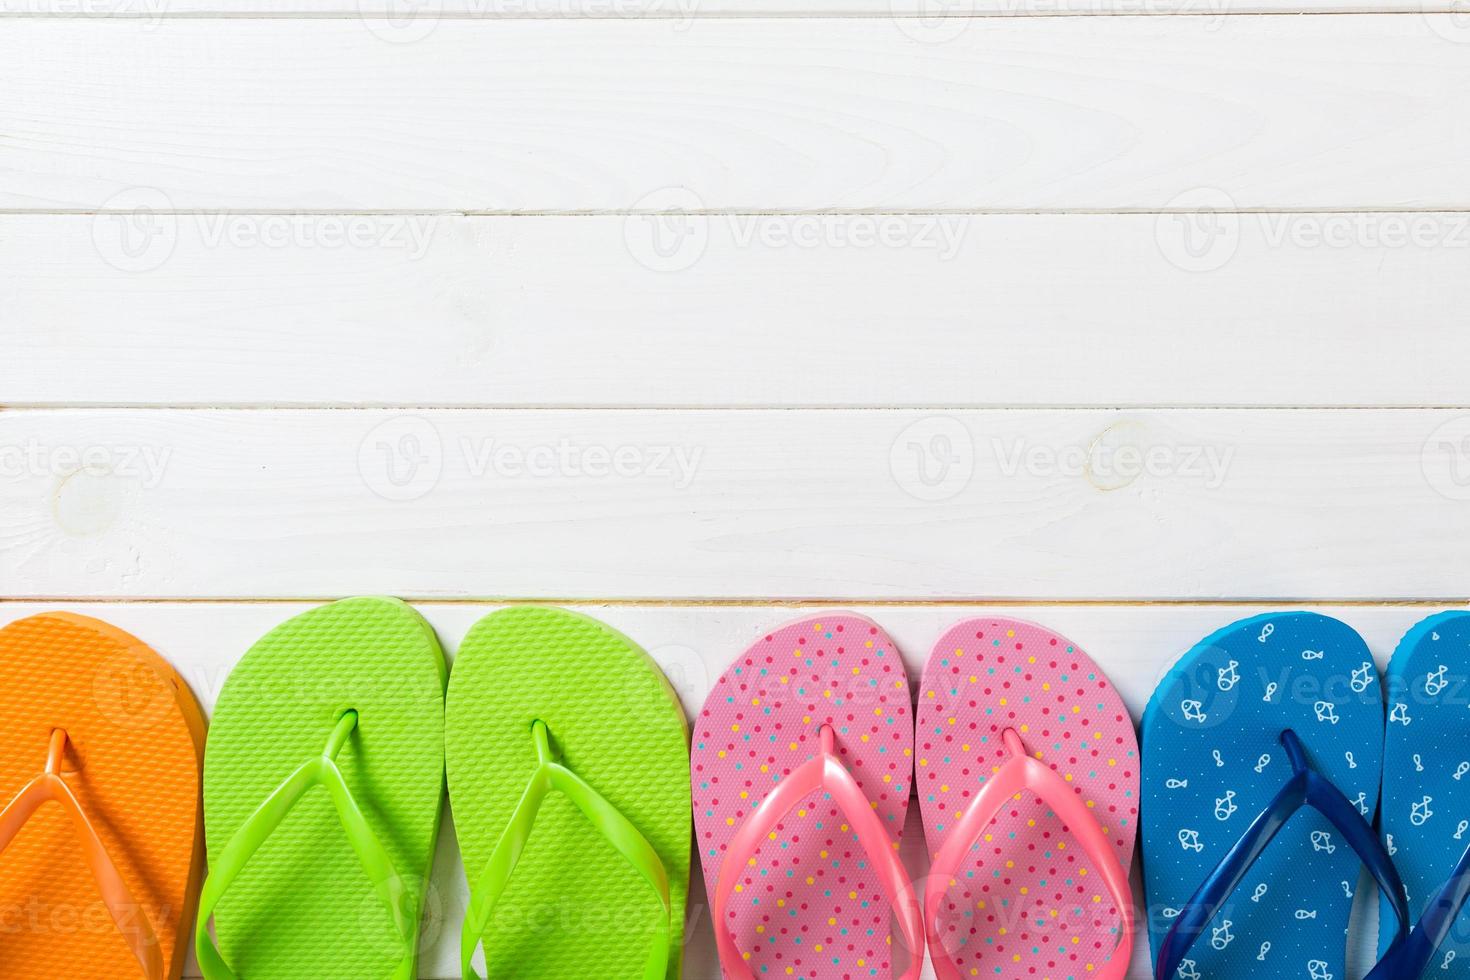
917 618 1139 980
692 614 915 980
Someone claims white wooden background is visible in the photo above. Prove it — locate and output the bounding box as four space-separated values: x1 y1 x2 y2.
3 0 1468 974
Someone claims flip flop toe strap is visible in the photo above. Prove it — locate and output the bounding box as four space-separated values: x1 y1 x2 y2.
0 728 165 979
711 724 925 980
1157 729 1412 980
924 728 1135 980
1366 842 1470 980
195 711 418 980
460 719 671 980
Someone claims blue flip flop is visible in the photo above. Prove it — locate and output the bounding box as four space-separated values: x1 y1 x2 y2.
1141 612 1410 980
1378 611 1470 979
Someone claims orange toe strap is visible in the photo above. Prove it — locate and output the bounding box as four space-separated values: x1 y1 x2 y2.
0 729 164 980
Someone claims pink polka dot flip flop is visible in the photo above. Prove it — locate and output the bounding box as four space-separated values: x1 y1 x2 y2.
917 617 1139 980
692 613 923 980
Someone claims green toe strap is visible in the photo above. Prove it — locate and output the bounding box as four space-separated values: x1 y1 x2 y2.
196 712 419 980
461 720 672 980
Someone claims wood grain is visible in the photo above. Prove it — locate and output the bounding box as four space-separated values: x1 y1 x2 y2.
4 16 1469 212
1 0 1452 17
5 408 1469 600
6 212 1470 408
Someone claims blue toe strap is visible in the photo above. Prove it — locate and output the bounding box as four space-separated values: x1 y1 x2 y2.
1156 729 1412 980
1368 843 1470 980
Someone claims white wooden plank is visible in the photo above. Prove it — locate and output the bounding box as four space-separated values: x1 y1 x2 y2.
3 17 1468 212
6 211 1470 408
4 408 1469 600
0 0 1450 18
0 598 1431 978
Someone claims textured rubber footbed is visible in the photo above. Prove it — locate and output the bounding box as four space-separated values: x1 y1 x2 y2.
1141 612 1384 980
0 612 205 980
691 613 915 980
917 617 1139 980
1379 611 1470 973
204 597 445 979
446 606 691 979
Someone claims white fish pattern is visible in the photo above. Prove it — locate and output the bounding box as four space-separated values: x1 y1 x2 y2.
1218 660 1240 691
1214 790 1238 821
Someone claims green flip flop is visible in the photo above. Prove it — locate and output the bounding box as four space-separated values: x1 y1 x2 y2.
197 597 446 979
446 607 691 980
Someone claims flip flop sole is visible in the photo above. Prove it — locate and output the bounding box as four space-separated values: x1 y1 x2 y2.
446 606 691 979
1378 610 1470 975
1141 612 1383 980
917 617 1139 980
0 612 205 980
692 613 915 980
203 596 446 979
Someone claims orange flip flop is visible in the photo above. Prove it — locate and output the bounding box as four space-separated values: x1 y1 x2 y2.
0 613 206 979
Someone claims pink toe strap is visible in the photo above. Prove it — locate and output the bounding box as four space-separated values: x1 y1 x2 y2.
712 725 924 980
924 729 1135 980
